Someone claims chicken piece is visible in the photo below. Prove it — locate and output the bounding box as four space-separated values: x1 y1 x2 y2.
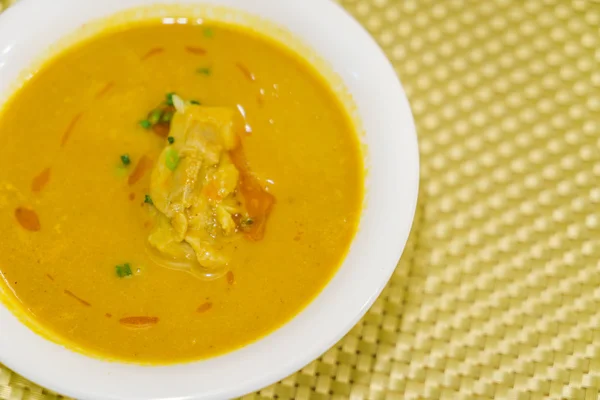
150 106 239 221
147 97 274 279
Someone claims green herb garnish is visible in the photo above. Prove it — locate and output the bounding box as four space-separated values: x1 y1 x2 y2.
197 67 211 75
148 109 162 125
120 154 131 166
161 110 174 123
166 92 176 106
144 194 153 205
168 136 175 144
116 263 132 278
190 100 201 105
165 148 180 171
139 119 151 129
203 28 214 38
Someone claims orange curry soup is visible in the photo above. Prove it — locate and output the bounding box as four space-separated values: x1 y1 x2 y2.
0 20 363 363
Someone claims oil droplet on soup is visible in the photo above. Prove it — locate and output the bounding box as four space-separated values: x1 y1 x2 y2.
0 21 363 363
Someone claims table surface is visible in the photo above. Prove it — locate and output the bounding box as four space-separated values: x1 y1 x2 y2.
2 0 600 399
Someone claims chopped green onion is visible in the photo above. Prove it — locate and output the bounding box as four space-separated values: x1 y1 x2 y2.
190 99 201 105
165 148 180 171
144 194 153 205
168 136 175 144
139 119 151 129
161 110 174 123
203 28 214 38
197 67 211 75
116 263 132 278
166 92 176 106
148 109 162 125
120 154 131 166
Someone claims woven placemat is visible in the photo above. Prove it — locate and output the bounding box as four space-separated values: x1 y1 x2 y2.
2 0 600 398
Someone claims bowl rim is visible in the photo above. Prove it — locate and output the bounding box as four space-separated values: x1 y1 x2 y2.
0 0 419 399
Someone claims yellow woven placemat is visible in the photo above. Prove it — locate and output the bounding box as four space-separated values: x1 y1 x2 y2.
2 0 600 398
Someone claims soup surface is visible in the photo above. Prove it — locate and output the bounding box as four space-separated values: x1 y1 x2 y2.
0 20 363 363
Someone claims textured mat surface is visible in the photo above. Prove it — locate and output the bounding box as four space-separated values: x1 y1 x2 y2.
2 0 600 399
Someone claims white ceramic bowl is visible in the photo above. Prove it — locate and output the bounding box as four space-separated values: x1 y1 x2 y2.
0 0 418 398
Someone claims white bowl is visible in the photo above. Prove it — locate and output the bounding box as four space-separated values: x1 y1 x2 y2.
0 0 418 398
